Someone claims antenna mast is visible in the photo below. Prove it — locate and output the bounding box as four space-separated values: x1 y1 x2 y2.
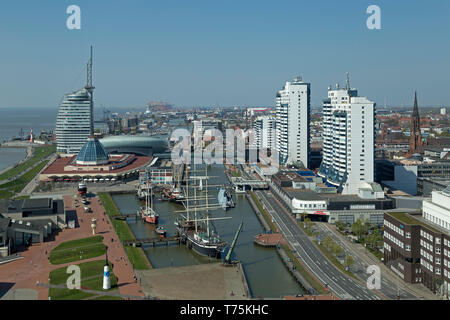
346 72 350 90
85 46 95 136
86 46 94 90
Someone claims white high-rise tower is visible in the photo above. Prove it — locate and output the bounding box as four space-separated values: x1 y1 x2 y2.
318 75 375 194
55 46 95 155
253 115 276 150
275 76 310 167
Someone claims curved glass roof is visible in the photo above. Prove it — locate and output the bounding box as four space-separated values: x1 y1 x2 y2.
76 137 109 165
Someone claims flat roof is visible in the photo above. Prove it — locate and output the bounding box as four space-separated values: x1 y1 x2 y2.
386 212 441 233
283 189 324 201
21 198 52 210
41 155 151 175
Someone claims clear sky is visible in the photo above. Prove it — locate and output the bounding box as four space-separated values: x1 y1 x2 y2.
0 0 449 109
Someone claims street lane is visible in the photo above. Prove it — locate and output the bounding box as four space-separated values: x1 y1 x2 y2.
255 190 381 300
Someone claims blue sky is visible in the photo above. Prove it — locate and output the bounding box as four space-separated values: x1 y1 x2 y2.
0 0 449 109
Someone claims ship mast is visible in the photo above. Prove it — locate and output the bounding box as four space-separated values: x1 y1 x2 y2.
185 164 190 221
205 166 210 238
194 164 198 232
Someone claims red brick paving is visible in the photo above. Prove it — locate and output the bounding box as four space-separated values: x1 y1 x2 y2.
0 193 144 300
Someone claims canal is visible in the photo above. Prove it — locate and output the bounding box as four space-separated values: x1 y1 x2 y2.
111 164 304 298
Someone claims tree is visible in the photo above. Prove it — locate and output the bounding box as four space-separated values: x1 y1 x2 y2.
300 211 308 222
351 219 369 241
304 217 312 231
344 255 354 271
336 221 346 232
333 244 344 257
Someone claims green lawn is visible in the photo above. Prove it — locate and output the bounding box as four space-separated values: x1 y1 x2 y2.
49 260 119 300
230 170 242 177
98 192 151 270
314 240 357 280
0 159 49 199
0 145 55 181
49 236 106 265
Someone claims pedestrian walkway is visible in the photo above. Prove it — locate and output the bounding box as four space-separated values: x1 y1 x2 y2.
0 193 144 300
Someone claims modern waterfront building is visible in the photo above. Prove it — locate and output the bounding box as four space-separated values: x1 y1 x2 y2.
383 186 450 297
99 135 169 156
253 115 276 150
275 77 310 168
55 88 93 154
268 169 390 224
55 47 95 155
318 76 375 194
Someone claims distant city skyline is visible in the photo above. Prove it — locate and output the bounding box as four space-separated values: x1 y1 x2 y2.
0 1 449 109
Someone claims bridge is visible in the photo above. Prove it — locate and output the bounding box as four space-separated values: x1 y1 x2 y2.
123 237 181 247
230 177 268 192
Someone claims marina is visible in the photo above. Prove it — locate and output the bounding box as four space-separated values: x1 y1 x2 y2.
111 163 305 298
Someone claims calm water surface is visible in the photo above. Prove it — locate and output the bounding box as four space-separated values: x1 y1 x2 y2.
112 164 303 298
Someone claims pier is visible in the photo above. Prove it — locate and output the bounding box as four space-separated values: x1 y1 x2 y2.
123 237 181 247
253 233 284 247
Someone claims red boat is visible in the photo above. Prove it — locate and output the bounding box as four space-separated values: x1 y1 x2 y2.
140 182 159 224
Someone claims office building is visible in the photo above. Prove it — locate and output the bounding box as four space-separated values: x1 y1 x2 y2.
383 186 450 298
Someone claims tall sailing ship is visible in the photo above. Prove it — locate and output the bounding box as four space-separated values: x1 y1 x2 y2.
175 166 230 259
140 181 159 224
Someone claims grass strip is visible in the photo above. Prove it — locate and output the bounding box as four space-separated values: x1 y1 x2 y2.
281 244 328 295
249 191 278 232
98 192 151 270
49 260 118 300
49 236 106 265
313 240 357 280
0 159 49 198
0 145 55 180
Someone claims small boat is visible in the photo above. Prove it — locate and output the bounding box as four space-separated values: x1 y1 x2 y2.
218 187 235 210
140 181 159 224
156 226 166 237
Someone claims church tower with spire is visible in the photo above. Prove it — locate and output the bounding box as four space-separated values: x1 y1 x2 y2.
409 91 422 154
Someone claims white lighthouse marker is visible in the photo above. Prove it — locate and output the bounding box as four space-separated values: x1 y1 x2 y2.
103 248 111 290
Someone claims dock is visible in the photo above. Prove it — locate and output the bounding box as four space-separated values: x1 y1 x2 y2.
253 233 284 247
123 237 181 247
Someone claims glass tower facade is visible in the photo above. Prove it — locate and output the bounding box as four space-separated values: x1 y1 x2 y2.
55 88 93 154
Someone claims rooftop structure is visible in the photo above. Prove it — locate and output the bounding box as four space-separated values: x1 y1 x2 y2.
76 136 109 165
99 135 168 156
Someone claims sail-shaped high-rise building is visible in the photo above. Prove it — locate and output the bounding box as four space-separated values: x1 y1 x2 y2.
55 47 95 154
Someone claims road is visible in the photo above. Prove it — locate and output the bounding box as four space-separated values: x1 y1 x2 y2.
314 223 435 300
255 190 381 300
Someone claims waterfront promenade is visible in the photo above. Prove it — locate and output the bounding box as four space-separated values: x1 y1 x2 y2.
0 193 144 300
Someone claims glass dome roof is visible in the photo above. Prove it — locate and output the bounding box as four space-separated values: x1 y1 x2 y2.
76 137 109 165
